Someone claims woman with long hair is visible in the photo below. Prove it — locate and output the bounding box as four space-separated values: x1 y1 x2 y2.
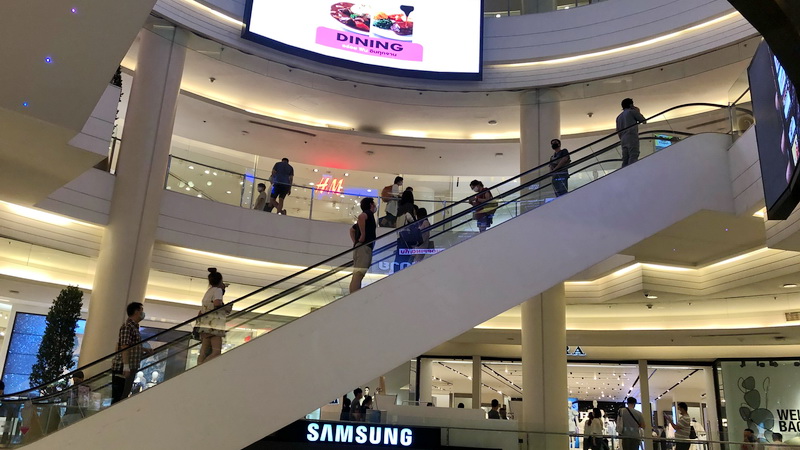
195 268 231 365
586 408 605 450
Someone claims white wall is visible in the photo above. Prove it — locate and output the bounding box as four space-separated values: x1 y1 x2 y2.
26 133 738 450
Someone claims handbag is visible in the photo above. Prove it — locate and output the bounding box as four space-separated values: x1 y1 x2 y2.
689 426 697 439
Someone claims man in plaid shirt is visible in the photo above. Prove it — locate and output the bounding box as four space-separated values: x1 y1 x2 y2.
111 302 151 404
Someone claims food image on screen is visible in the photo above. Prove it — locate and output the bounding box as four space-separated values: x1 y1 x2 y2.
371 9 414 40
331 2 371 33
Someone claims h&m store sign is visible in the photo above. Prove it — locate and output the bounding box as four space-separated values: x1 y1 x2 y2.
258 420 441 448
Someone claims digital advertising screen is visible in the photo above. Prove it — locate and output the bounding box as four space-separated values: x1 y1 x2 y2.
242 0 484 80
749 40 800 219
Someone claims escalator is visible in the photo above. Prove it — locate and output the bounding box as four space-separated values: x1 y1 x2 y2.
10 105 738 449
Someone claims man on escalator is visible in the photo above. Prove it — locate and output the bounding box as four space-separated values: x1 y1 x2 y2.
616 98 647 167
111 302 152 404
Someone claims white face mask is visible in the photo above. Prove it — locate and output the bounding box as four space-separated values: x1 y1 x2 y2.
472 187 480 192
140 311 146 321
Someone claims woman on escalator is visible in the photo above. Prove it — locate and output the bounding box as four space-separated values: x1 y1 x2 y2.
196 268 232 365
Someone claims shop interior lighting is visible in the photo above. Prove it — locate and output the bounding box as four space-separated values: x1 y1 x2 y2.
782 283 797 288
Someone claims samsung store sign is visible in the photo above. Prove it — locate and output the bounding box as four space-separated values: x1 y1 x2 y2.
256 420 441 449
307 423 413 446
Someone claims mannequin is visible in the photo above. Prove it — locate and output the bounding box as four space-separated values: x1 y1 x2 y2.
132 371 146 393
568 401 579 448
147 371 160 389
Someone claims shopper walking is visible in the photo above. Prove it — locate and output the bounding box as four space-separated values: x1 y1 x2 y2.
616 98 647 167
666 402 692 450
586 408 605 450
268 157 294 215
195 268 232 365
349 198 377 293
549 138 571 197
111 302 151 404
253 182 268 211
616 397 644 450
380 176 403 227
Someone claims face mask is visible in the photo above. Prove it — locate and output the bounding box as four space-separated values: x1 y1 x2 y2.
551 143 560 149
472 187 480 192
140 311 146 321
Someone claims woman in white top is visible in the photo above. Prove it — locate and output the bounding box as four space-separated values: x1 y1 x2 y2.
196 268 232 365
586 408 605 450
667 402 692 450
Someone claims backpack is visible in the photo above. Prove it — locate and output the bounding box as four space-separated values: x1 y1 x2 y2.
380 185 394 201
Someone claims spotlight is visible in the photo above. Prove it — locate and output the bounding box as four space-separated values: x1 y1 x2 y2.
769 361 779 367
757 361 765 367
740 361 746 368
794 362 800 367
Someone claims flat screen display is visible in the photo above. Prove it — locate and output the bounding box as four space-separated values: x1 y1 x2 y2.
749 40 800 219
242 0 483 80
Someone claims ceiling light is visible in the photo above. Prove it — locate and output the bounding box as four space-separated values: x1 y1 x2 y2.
344 173 349 177
374 176 379 180
206 181 213 186
783 283 797 288
22 101 29 107
44 57 53 64
645 294 658 299
70 7 77 13
188 166 194 170
495 13 501 18
313 169 319 172
197 194 202 198
204 170 210 174
367 189 372 193
226 191 232 194
309 182 315 186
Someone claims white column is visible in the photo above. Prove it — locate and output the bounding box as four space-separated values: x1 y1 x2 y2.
80 26 187 367
702 367 720 445
519 89 561 210
638 360 653 450
521 0 556 14
472 355 482 409
418 358 433 405
521 284 567 450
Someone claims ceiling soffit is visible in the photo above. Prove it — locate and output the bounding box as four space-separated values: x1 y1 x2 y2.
152 0 757 90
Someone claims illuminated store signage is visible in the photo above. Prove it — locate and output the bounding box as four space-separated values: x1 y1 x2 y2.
307 423 412 446
567 346 586 357
261 420 441 448
316 177 344 194
242 0 483 80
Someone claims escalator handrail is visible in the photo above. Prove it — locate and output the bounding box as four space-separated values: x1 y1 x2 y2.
2 102 728 399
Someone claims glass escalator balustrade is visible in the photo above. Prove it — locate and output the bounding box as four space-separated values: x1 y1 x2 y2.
0 103 730 445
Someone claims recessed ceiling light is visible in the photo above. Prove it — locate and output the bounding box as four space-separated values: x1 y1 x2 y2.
313 169 319 172
495 13 501 18
488 120 497 125
783 283 798 288
44 56 53 64
374 176 379 180
645 294 658 299
344 173 349 176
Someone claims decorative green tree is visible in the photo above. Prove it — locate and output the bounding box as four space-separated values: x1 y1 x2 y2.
29 286 84 392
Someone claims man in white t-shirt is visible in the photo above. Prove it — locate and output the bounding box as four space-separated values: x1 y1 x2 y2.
616 397 644 450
